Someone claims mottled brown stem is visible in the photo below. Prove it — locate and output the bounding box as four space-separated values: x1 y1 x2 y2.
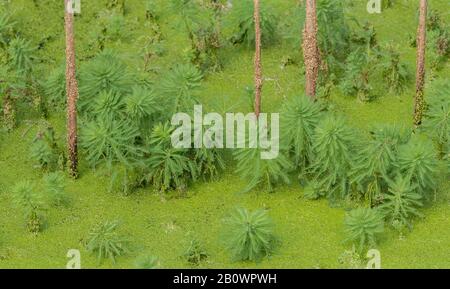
302 0 320 101
254 0 262 118
3 88 15 131
65 0 79 178
414 0 427 128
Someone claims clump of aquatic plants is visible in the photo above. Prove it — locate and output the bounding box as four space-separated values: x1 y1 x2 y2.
280 95 323 170
11 181 46 234
351 125 411 205
85 220 130 265
223 208 278 262
380 175 423 230
310 115 356 201
344 207 384 253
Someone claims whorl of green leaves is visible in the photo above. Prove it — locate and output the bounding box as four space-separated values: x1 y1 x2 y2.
30 125 60 170
80 118 142 168
351 125 411 205
223 208 278 262
159 63 202 115
104 14 127 42
43 65 66 108
30 139 58 169
344 207 384 253
310 115 356 200
79 51 132 111
422 79 450 154
144 122 196 192
234 147 292 193
125 86 159 124
91 90 125 122
170 0 202 26
280 95 323 169
380 175 423 229
43 172 69 207
398 136 439 200
148 122 175 148
183 238 208 266
340 48 374 101
146 147 196 193
317 0 351 73
11 181 46 233
0 13 15 47
397 137 439 200
279 4 305 48
226 0 277 47
194 147 225 181
380 45 410 94
86 220 130 264
8 37 35 74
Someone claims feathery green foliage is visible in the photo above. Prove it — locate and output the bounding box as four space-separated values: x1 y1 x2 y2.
145 146 196 193
80 118 142 168
344 208 384 253
125 86 159 126
234 146 292 193
280 95 322 170
43 172 69 207
310 115 356 201
86 220 130 264
223 208 278 262
280 3 305 48
91 90 125 122
317 0 351 78
194 147 225 181
79 51 132 112
159 63 202 115
380 175 423 230
170 0 222 71
227 0 277 47
302 180 323 200
397 137 439 200
43 65 66 108
380 44 410 94
8 37 34 74
340 48 376 102
0 13 15 48
351 125 411 205
148 122 175 148
422 79 450 156
182 238 208 266
145 121 197 193
29 125 60 171
11 181 46 234
30 139 58 170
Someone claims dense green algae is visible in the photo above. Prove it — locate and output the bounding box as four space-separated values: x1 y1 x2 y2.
0 0 448 268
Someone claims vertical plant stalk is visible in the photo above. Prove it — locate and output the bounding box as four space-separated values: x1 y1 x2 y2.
3 88 16 131
254 0 262 118
65 0 79 178
414 0 427 128
302 0 320 100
